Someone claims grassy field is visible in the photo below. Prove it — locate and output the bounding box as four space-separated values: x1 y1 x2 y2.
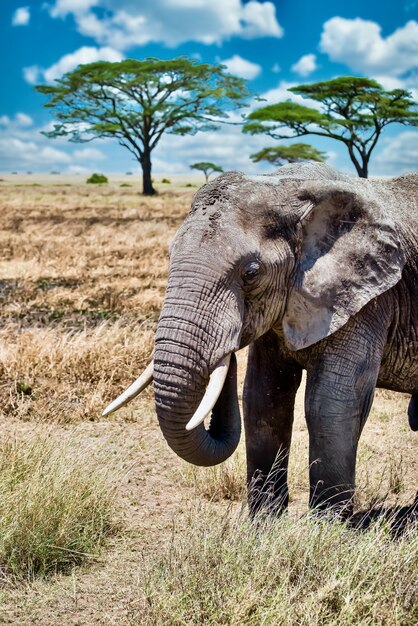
0 175 416 624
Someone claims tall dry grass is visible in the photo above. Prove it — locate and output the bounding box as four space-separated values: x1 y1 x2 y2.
0 431 122 581
0 322 154 421
136 503 418 626
0 182 191 420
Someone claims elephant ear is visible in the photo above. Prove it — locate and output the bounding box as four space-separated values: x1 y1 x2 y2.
283 181 405 351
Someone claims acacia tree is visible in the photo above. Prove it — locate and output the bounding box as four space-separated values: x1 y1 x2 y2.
36 58 250 195
190 161 224 182
243 77 418 178
250 143 326 166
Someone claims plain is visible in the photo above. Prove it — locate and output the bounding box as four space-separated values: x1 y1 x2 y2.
0 174 416 625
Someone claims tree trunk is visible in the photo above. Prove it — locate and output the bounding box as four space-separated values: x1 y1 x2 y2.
140 149 156 196
347 143 369 179
359 161 368 178
357 154 369 178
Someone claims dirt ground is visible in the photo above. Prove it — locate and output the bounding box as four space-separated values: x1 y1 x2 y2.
0 175 416 625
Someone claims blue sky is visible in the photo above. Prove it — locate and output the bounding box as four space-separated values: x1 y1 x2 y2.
1 0 418 176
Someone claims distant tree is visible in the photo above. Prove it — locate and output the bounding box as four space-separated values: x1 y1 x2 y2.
250 143 326 166
36 58 250 195
190 161 224 183
243 77 418 178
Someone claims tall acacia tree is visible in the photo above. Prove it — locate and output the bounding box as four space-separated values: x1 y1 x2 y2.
250 143 326 166
243 77 418 178
37 58 250 195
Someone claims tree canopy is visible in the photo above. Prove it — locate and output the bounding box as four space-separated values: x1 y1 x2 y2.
250 143 326 166
190 161 224 182
243 77 418 178
37 57 250 195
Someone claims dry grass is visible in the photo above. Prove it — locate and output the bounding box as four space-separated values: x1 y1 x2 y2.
0 177 416 625
136 503 418 626
0 181 190 421
0 431 122 581
180 443 246 502
0 321 154 421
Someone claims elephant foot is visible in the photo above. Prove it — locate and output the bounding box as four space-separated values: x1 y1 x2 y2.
309 483 355 520
247 471 289 519
408 395 418 431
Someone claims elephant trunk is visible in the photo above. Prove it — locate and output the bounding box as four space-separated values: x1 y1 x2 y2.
153 315 241 466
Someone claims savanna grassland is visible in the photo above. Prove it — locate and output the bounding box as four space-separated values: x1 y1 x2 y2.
0 175 416 625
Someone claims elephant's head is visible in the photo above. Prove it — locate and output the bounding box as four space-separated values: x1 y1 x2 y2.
103 164 404 467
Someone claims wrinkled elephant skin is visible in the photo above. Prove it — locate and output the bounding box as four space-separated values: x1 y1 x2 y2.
111 162 418 516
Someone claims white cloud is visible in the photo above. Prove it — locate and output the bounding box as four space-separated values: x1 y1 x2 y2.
0 113 34 128
259 81 299 105
68 164 91 174
0 114 107 171
12 7 30 26
43 46 123 82
23 66 41 85
258 80 321 110
320 17 418 77
23 46 123 84
272 63 281 73
153 122 278 175
48 0 283 48
15 113 33 127
220 55 262 80
374 131 418 175
374 74 418 101
73 147 106 161
291 54 317 77
49 0 97 15
0 138 72 168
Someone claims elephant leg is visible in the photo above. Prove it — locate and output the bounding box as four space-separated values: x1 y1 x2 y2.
408 395 418 431
243 330 302 516
305 328 383 516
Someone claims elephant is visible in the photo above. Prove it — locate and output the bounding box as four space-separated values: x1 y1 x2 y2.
103 162 418 517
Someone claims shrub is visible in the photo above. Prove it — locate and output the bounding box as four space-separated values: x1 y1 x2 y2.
161 178 171 184
86 173 108 184
120 183 132 187
0 433 121 580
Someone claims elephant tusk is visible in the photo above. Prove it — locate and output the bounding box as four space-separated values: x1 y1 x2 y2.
102 361 154 417
185 354 231 431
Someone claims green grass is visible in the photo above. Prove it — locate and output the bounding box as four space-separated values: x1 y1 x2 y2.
0 433 122 581
136 504 418 626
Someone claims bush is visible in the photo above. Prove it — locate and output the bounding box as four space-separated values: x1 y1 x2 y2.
86 173 108 184
161 178 171 184
120 183 132 187
0 433 121 580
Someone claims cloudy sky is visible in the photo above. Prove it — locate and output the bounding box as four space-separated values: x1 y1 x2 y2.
1 0 418 176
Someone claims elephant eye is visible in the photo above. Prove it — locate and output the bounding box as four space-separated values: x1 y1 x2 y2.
242 260 261 283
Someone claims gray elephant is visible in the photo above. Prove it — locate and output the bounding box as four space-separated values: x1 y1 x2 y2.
104 162 418 516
